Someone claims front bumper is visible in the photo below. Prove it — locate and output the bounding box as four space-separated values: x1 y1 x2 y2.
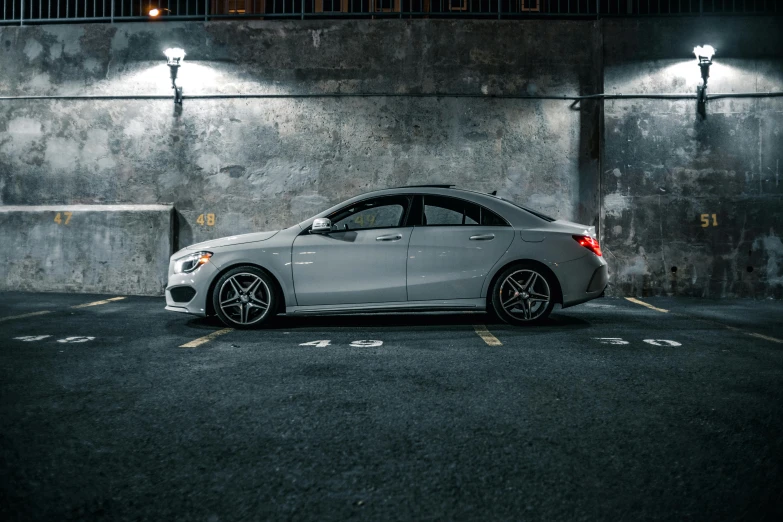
164 261 218 317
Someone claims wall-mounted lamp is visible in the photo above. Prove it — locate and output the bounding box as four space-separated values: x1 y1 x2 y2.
693 45 715 115
164 48 186 105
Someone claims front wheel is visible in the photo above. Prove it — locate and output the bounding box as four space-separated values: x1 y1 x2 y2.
212 266 277 329
491 264 556 325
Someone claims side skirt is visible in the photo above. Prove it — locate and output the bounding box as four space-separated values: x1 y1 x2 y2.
284 299 487 316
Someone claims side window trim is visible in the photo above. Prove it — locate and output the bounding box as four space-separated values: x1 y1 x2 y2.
418 194 510 227
326 195 411 231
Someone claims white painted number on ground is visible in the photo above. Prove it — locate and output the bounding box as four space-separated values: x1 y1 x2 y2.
299 340 384 348
14 335 52 342
643 339 682 347
350 340 383 348
299 340 332 348
594 337 630 345
57 336 95 344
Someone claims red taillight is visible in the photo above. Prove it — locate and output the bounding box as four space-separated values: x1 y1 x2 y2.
573 235 602 257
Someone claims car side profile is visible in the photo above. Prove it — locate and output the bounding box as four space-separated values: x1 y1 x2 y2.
165 186 608 327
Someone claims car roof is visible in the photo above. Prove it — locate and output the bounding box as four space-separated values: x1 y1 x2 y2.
297 186 546 230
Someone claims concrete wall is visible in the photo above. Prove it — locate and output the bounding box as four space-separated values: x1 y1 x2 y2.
602 18 783 298
0 20 601 244
0 205 173 295
0 17 781 298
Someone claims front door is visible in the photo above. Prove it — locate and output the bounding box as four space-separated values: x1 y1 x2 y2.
292 195 412 306
407 195 515 301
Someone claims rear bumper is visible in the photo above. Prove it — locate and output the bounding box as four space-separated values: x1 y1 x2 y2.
552 253 608 308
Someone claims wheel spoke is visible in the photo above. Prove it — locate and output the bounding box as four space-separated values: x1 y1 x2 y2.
221 296 241 306
246 278 262 295
502 294 520 310
523 273 537 291
249 295 268 308
506 277 526 293
228 277 242 295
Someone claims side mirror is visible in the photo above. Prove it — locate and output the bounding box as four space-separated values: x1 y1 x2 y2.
310 217 332 234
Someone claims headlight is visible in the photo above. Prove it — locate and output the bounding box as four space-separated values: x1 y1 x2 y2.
173 251 212 274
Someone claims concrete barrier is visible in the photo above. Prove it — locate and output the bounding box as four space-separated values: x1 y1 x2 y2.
0 205 174 296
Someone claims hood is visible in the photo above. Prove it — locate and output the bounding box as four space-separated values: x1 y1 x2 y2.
185 230 280 251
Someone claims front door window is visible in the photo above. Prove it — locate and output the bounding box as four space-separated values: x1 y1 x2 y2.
329 196 409 231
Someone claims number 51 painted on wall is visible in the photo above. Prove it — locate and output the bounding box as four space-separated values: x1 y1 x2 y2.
700 213 718 227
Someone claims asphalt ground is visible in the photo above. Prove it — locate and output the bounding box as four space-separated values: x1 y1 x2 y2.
1 292 782 521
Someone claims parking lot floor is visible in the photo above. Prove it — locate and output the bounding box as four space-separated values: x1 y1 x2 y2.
1 292 782 521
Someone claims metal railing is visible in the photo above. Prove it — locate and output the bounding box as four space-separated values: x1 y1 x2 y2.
2 0 779 25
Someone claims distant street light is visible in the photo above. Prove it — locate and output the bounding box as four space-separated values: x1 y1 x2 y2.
164 48 186 105
149 7 171 17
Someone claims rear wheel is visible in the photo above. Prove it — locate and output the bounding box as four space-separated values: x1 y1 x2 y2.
491 264 556 325
212 266 277 329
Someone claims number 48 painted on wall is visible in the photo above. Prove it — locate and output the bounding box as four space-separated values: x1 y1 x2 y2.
196 213 216 226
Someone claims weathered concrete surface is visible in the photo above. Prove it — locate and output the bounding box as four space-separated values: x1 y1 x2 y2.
0 205 173 295
602 17 783 298
1 17 781 298
0 20 602 242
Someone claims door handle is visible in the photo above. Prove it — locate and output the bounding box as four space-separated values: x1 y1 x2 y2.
469 234 495 241
376 234 402 241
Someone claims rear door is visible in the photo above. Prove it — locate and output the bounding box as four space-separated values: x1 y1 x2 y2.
406 195 515 301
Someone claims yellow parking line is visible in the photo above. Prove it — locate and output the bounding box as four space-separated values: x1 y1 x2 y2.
71 297 126 309
473 325 502 346
180 328 234 348
629 302 782 345
625 297 669 313
0 310 52 323
746 332 783 344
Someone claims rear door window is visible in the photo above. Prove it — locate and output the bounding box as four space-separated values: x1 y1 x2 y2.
420 195 509 227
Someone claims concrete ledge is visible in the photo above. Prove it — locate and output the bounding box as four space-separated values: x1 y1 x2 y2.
0 205 174 296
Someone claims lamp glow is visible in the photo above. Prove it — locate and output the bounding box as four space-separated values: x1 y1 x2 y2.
149 8 160 16
164 48 186 67
693 45 716 65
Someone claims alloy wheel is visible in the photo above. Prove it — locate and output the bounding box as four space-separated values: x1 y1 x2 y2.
499 269 551 321
218 273 271 326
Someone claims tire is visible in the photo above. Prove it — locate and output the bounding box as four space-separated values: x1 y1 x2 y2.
491 263 556 326
212 266 277 329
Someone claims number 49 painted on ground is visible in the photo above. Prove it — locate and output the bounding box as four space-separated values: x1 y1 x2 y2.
299 340 383 348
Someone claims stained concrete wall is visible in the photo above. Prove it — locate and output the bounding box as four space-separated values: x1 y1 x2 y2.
602 18 783 298
0 205 173 295
0 18 781 298
0 20 601 246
